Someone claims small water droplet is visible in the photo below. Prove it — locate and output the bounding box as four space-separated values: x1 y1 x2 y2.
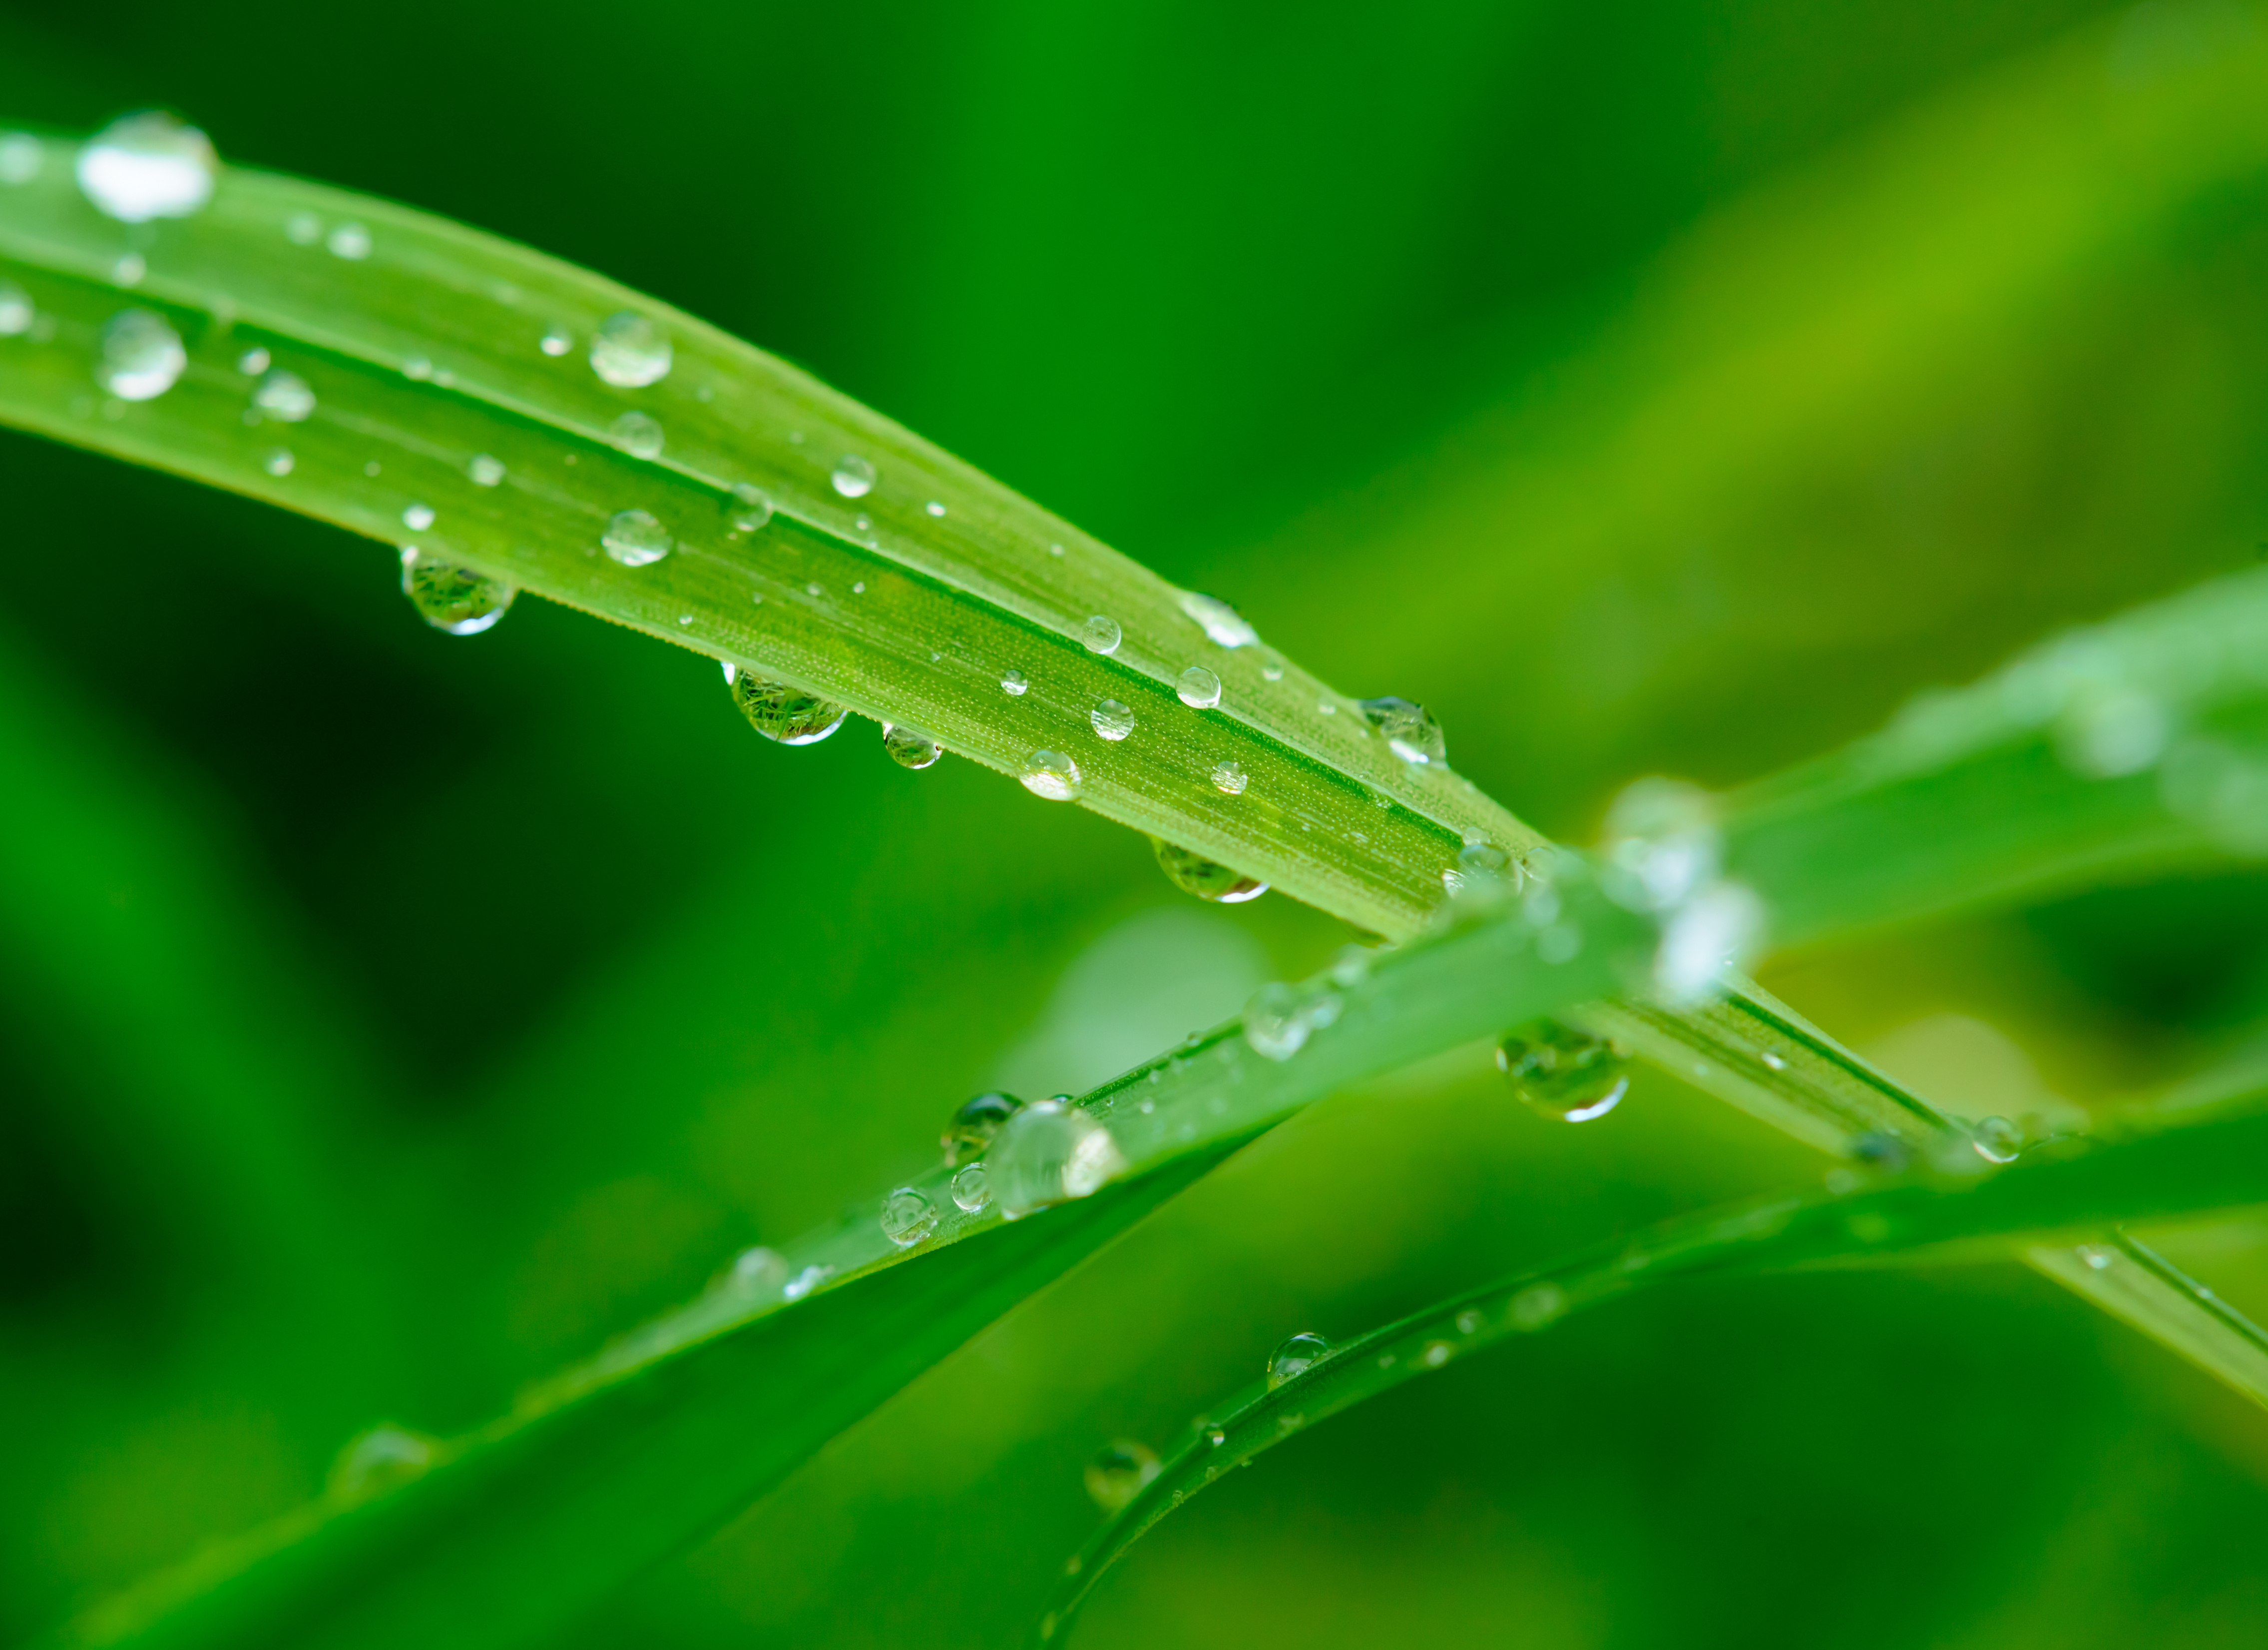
1971 1115 2022 1164
0 131 42 185
1082 614 1122 655
1259 651 1285 681
401 503 436 532
1179 590 1258 648
1210 761 1247 795
729 482 773 531
111 252 146 287
327 221 372 260
942 1092 1024 1166
1496 1020 1629 1121
609 410 664 459
96 309 185 401
399 548 515 635
328 1424 437 1500
1359 696 1446 765
539 327 572 357
1318 699 1337 715
924 500 946 518
1090 699 1135 741
0 280 32 337
77 111 216 222
1267 1331 1332 1388
1151 838 1266 904
728 1246 788 1294
250 368 316 423
1760 1048 1789 1071
1455 1308 1483 1334
466 453 505 487
782 1263 834 1301
232 347 267 377
262 447 294 477
589 310 672 387
363 460 382 478
1020 749 1081 800
805 581 825 598
283 211 321 245
1244 981 1326 1060
1458 842 1509 874
728 670 849 744
1510 1282 1566 1330
830 453 877 498
1177 665 1222 709
882 722 942 769
601 508 672 567
852 581 866 594
1000 669 1029 697
403 355 434 381
1421 1339 1454 1368
1085 1441 1161 1511
879 1186 939 1248
1048 542 1065 556
2077 1243 2117 1271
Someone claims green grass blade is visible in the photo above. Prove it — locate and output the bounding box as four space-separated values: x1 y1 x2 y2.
0 125 1528 940
1034 1093 2268 1645
2028 1231 2268 1408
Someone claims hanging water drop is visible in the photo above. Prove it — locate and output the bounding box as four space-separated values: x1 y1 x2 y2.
988 1099 1126 1217
1210 761 1248 796
467 453 505 487
0 132 41 185
400 548 516 635
942 1091 1024 1165
609 410 665 459
589 311 671 387
1000 669 1029 697
882 722 942 769
1085 1441 1161 1511
1267 1331 1332 1388
252 368 316 423
830 453 877 498
1971 1115 2022 1164
950 1162 992 1213
1151 838 1266 904
1359 696 1446 765
262 448 294 477
1020 750 1081 800
1177 666 1222 709
729 482 773 531
1082 614 1122 655
1179 590 1258 648
728 668 850 744
601 508 672 567
879 1186 939 1248
1090 699 1135 741
95 309 185 401
0 280 31 337
76 111 217 222
1495 1020 1630 1121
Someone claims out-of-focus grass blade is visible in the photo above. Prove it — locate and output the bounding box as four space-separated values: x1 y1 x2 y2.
2029 1231 2268 1406
1034 1093 2268 1645
0 125 1528 940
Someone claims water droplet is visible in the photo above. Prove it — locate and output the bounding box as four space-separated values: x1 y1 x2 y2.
363 460 382 477
538 327 572 357
924 500 946 517
1082 614 1122 655
1318 699 1337 715
950 1162 992 1212
1260 651 1286 681
782 1263 833 1301
262 447 294 477
601 507 672 567
0 132 42 185
1496 1020 1629 1121
1761 1049 1789 1072
1601 778 1720 912
1020 749 1081 801
1211 761 1248 795
1151 838 1266 904
328 1424 437 1500
77 111 216 222
467 453 505 487
729 482 773 531
589 310 672 387
0 280 32 337
1267 1331 1332 1388
2077 1243 2117 1271
1090 699 1135 741
1177 665 1222 709
1455 1308 1483 1335
1971 1115 2022 1164
1421 1339 1454 1368
1244 980 1333 1060
728 669 850 744
231 347 267 376
1179 590 1258 648
326 221 372 260
880 1186 939 1248
989 1099 1126 1217
400 548 515 635
1510 1282 1566 1330
251 368 316 423
2055 688 2170 779
95 309 185 401
1458 842 1509 874
1358 696 1446 765
403 355 434 381
1654 881 1766 1002
830 453 877 498
609 410 664 459
942 1092 1024 1166
401 503 437 532
882 722 942 769
728 1246 788 1294
1001 669 1029 697
1085 1441 1161 1511
806 581 825 598
283 211 321 245
1048 542 1065 556
112 252 146 287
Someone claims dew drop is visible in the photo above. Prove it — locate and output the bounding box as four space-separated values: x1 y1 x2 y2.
1210 760 1248 796
262 447 294 477
467 453 505 487
284 211 321 245
1456 1308 1483 1334
951 1162 992 1213
830 453 877 498
252 368 316 423
882 722 943 769
727 669 850 745
0 132 42 185
729 482 773 531
728 1245 788 1294
1244 981 1320 1060
112 252 145 287
1020 749 1081 801
924 500 946 518
1091 699 1135 741
1179 590 1258 648
1267 1331 1332 1388
403 355 434 381
401 503 436 532
1359 696 1446 765
328 1424 437 1500
589 311 672 387
601 507 672 567
1177 665 1222 709
233 347 267 376
1085 1441 1161 1511
327 221 372 260
782 1263 833 1301
1260 651 1286 682
77 111 216 223
942 1091 1024 1166
879 1186 939 1248
1000 669 1029 697
2077 1243 2117 1271
1421 1339 1454 1368
1082 614 1122 655
1510 1282 1566 1330
539 327 572 357
609 409 665 459
1151 838 1266 904
95 309 185 401
1971 1115 2022 1164
989 1098 1126 1216
399 548 516 635
0 280 31 337
1496 1020 1629 1121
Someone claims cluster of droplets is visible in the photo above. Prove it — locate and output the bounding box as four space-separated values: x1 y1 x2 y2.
1495 1020 1631 1121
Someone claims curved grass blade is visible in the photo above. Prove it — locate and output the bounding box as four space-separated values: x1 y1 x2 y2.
0 123 1526 940
1034 1093 2268 1644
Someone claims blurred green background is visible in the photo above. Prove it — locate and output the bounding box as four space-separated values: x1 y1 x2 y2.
5 1 2268 1645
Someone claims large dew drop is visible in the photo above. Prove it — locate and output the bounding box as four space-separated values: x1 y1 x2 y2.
1090 699 1135 741
882 722 942 769
1971 1115 2023 1164
1020 749 1081 801
589 311 672 387
879 1186 939 1248
1151 838 1266 904
1082 614 1122 655
1000 669 1029 697
830 454 877 498
77 111 217 223
942 1092 1024 1166
729 482 773 532
400 548 516 636
1359 696 1446 765
609 410 664 459
950 1162 992 1212
727 666 850 745
601 508 672 567
96 309 185 401
1085 1441 1161 1511
252 369 316 423
1495 1019 1629 1121
1210 760 1248 795
989 1099 1126 1218
1177 665 1222 709
1266 1331 1332 1388
1180 590 1258 648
